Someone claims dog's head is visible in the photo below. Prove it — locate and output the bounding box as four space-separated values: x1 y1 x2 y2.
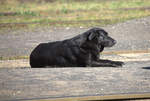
73 27 116 52
88 27 116 47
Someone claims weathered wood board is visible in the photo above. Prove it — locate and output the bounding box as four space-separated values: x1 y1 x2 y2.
0 64 150 101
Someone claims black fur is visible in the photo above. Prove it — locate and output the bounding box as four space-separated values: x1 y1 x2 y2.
30 27 124 67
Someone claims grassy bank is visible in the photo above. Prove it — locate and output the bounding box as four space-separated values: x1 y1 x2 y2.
0 0 150 29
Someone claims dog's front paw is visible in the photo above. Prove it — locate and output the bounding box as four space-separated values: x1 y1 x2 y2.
112 61 125 67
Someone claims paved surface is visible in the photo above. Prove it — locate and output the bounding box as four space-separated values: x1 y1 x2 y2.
0 17 150 57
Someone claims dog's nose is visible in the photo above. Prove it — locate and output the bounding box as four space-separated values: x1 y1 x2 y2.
113 40 117 44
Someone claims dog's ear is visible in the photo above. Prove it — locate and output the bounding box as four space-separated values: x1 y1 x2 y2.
73 28 97 46
88 32 97 40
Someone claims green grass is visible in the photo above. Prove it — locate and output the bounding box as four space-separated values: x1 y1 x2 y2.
0 0 150 29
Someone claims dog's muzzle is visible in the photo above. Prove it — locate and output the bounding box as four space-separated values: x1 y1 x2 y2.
103 38 117 47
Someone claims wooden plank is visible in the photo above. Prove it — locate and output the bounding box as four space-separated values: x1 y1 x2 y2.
28 93 150 101
0 66 150 101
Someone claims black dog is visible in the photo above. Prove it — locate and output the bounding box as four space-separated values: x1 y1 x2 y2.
30 27 124 67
